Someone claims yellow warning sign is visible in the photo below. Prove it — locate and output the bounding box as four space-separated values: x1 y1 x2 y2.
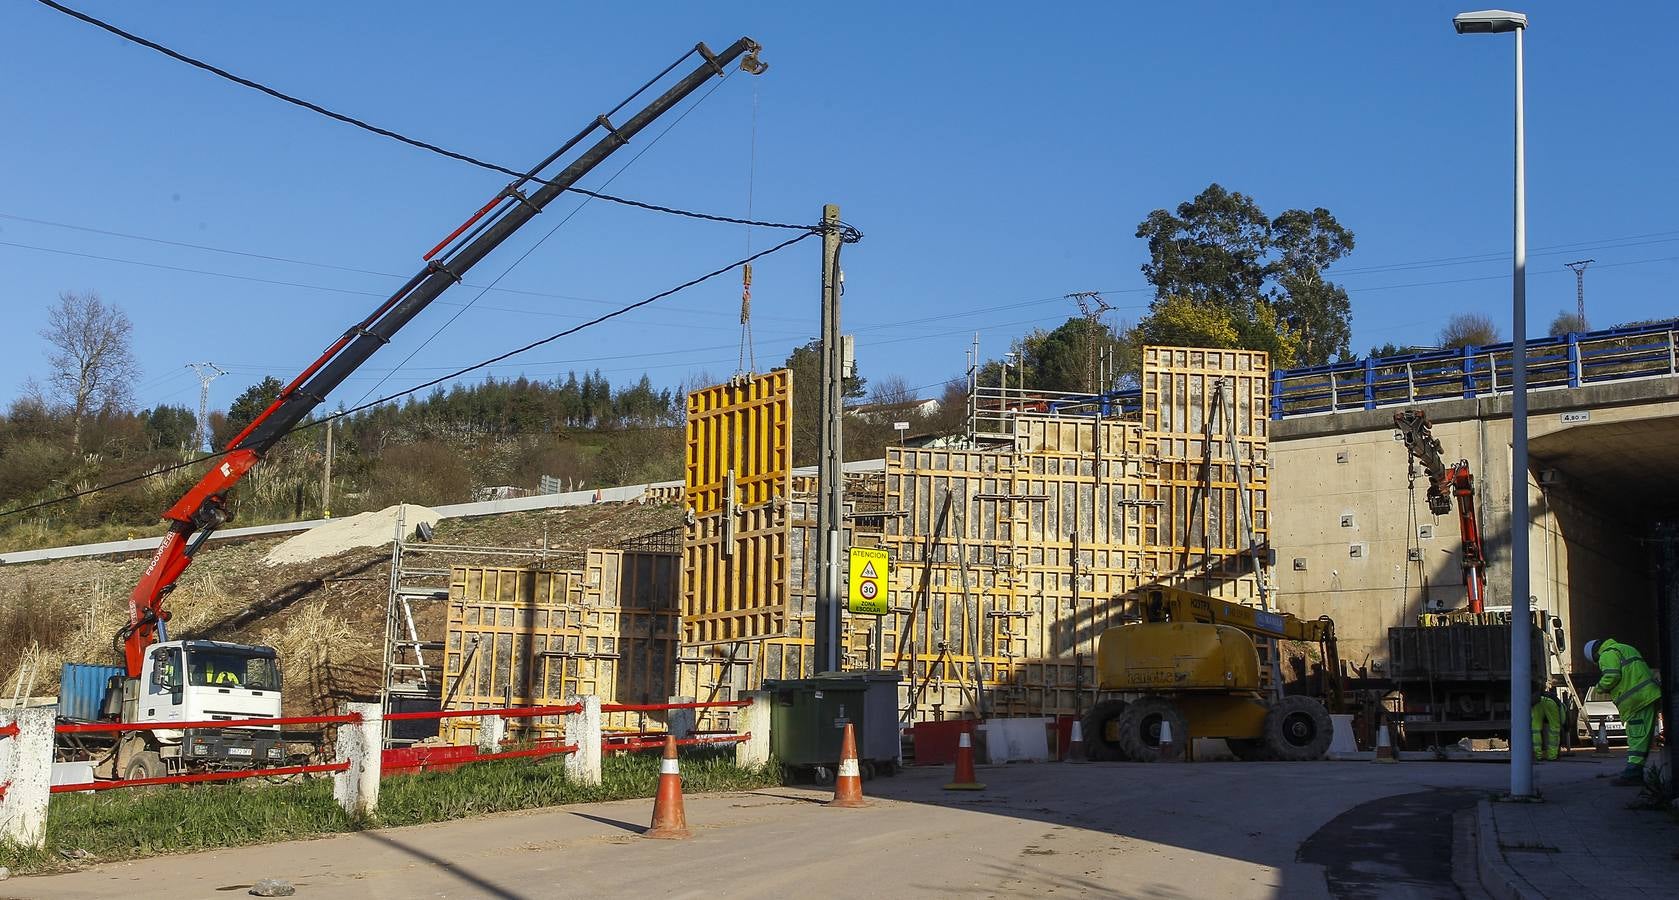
848 547 890 616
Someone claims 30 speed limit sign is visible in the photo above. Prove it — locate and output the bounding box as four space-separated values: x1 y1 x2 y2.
847 547 889 615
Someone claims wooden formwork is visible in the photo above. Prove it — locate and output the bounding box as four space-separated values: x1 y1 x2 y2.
439 551 681 744
682 371 793 645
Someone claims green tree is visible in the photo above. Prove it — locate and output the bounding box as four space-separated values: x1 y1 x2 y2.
783 339 866 466
220 376 285 445
141 404 198 452
978 317 1136 394
1133 183 1355 367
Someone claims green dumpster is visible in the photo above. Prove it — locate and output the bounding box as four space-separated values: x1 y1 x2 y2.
763 671 901 784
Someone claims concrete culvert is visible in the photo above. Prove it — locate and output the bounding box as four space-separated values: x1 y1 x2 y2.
1261 695 1333 761
1080 698 1128 761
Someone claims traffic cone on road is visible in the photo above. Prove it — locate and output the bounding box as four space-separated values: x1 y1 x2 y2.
1594 721 1610 755
944 728 986 791
1156 719 1179 762
644 735 691 839
1066 720 1085 763
827 723 868 808
1374 724 1398 763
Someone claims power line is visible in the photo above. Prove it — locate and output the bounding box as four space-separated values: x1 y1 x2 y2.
1 231 815 519
31 0 817 237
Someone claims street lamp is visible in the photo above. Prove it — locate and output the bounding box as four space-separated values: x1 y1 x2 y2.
1454 8 1534 800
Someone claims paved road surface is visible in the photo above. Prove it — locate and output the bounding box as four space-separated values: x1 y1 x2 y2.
7 759 1606 899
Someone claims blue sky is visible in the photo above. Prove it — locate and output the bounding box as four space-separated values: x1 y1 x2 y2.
2 1 1673 415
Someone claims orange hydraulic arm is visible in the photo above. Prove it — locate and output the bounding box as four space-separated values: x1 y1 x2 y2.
118 38 768 677
1393 409 1488 613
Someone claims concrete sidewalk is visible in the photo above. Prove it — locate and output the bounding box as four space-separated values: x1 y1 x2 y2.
1474 756 1678 898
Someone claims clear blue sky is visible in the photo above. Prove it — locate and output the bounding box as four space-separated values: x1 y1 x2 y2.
2 1 1673 415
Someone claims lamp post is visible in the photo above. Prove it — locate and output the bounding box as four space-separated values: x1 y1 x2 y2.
1454 8 1534 800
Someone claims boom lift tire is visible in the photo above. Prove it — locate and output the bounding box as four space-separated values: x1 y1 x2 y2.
1260 696 1333 761
1115 697 1187 763
123 750 166 781
1080 699 1129 762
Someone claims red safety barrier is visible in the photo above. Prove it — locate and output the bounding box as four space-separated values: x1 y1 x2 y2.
56 713 360 734
473 743 579 763
0 722 18 739
600 700 752 713
605 734 750 753
383 703 582 722
50 760 351 793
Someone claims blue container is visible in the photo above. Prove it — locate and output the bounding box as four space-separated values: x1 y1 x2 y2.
59 663 124 722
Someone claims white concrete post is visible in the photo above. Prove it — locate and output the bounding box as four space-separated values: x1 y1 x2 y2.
0 706 56 849
735 692 772 769
477 713 507 755
333 702 383 818
667 696 696 740
563 696 602 787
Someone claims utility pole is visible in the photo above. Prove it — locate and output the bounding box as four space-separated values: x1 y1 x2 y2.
321 417 335 519
814 204 845 674
185 363 226 452
1068 291 1113 393
1565 259 1594 330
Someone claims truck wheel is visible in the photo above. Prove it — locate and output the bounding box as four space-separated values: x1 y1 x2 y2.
1115 697 1188 763
1261 696 1333 761
1226 738 1271 762
811 765 835 787
1080 699 1129 762
123 750 166 781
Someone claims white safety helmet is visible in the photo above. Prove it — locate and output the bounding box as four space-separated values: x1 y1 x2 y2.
1583 639 1601 660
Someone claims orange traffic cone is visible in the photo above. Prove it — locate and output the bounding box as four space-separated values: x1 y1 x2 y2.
1374 724 1397 763
827 723 868 808
1156 719 1179 763
645 735 692 839
944 727 986 791
1066 719 1085 763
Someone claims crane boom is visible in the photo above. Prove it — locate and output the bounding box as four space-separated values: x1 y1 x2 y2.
121 38 768 676
1393 408 1487 613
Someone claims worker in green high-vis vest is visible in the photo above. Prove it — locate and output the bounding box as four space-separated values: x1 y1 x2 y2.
1583 639 1662 786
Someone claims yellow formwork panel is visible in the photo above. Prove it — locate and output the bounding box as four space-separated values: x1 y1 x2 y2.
682 371 794 645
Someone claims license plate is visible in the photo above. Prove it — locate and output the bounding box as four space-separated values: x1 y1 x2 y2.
227 747 253 757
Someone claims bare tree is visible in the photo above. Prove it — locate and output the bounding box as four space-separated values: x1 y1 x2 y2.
1438 312 1501 350
1547 311 1588 337
40 292 141 450
868 374 916 406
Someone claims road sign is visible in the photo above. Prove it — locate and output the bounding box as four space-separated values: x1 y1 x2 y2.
848 547 890 615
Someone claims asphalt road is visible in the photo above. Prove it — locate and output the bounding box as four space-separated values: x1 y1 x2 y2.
6 759 1607 899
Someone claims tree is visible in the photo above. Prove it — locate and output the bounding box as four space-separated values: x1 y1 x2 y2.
220 376 285 445
1133 184 1355 367
39 291 141 450
868 374 915 406
978 317 1136 395
1548 311 1588 337
783 339 866 466
1439 313 1501 349
141 404 198 452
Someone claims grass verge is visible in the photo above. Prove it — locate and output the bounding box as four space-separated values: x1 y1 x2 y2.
0 749 781 875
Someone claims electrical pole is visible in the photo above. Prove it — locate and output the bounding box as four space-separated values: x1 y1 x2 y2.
185 363 226 452
1565 259 1594 330
1068 291 1113 393
815 204 845 675
321 417 334 519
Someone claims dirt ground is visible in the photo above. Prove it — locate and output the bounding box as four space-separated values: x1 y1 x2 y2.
0 501 682 715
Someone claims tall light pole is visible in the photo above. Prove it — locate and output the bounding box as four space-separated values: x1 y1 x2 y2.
1454 7 1534 800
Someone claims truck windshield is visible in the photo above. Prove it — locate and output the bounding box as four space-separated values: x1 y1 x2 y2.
186 650 281 691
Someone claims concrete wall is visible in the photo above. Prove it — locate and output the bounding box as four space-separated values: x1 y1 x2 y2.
1270 379 1672 676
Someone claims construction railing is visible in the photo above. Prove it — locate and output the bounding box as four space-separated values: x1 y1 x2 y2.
1271 321 1679 418
0 694 772 850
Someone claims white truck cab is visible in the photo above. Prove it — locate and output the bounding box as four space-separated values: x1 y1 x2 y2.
109 640 287 778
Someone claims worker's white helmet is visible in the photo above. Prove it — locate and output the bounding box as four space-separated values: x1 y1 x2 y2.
1583 639 1601 660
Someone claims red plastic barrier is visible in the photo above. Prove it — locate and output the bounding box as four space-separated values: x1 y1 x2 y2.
383 703 582 722
910 718 981 766
0 722 17 739
382 741 578 774
600 700 751 713
50 760 351 793
472 743 579 763
56 713 359 734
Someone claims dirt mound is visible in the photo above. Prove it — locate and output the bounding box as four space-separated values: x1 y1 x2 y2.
264 504 440 567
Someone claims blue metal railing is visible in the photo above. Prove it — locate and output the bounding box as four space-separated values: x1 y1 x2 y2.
1270 319 1678 419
